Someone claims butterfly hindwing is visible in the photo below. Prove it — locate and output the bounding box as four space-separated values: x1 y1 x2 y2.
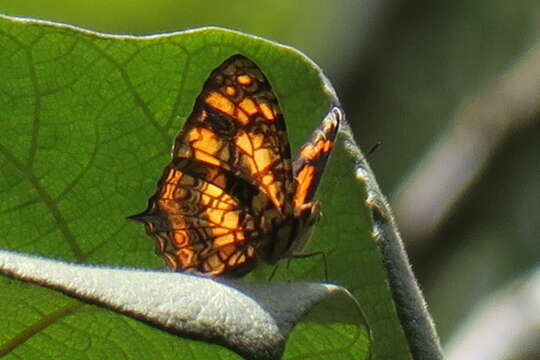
139 159 259 275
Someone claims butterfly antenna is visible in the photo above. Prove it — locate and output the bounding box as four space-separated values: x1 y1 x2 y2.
367 141 382 156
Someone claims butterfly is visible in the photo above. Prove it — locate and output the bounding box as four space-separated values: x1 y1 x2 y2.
129 54 340 277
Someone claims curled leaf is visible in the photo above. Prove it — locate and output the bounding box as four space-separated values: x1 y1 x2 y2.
0 249 359 360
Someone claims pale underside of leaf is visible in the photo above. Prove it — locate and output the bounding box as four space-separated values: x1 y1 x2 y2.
0 249 357 360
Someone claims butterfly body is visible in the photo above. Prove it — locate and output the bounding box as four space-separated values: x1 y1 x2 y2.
130 55 339 277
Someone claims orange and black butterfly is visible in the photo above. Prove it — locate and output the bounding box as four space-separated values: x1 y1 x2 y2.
129 55 340 277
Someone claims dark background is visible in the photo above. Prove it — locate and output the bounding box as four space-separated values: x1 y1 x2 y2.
2 1 539 357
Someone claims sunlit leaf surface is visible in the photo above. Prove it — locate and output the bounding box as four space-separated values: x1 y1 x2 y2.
0 16 411 360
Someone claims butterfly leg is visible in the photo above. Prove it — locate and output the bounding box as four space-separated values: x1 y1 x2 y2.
288 250 328 281
268 263 281 281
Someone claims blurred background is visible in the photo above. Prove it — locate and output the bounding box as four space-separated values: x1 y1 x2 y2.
1 1 539 358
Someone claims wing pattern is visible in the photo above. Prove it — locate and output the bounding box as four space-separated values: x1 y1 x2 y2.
130 55 340 276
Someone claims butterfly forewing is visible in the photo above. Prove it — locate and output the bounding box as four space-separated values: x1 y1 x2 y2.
174 55 294 217
292 107 341 212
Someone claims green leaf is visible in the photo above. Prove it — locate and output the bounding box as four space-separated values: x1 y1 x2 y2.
0 16 412 359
